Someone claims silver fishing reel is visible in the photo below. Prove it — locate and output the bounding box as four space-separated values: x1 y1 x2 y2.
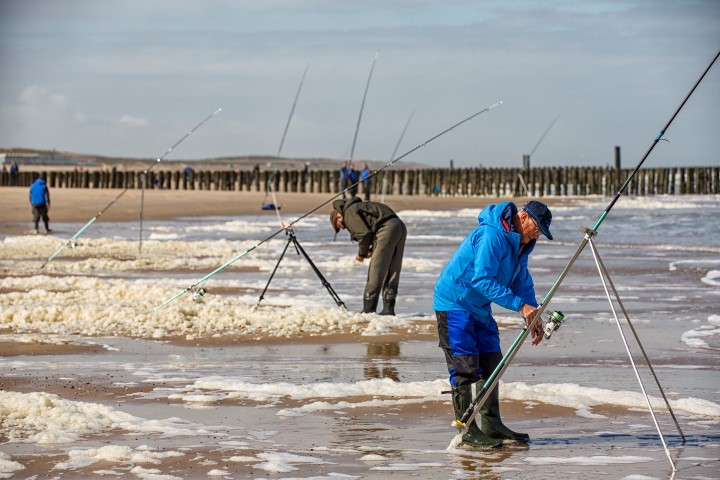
543 310 565 339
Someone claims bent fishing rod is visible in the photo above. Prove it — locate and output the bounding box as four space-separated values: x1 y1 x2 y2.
154 100 503 311
452 49 720 448
40 108 222 269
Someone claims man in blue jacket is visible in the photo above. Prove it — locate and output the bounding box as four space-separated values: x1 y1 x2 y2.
434 201 553 448
29 174 52 234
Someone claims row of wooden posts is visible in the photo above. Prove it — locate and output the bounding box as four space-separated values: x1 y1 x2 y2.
2 166 718 196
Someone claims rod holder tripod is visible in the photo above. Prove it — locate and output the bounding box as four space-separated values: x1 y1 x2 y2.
255 228 346 310
584 225 684 471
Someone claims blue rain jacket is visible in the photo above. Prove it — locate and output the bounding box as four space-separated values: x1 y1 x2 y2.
29 179 50 206
433 202 538 317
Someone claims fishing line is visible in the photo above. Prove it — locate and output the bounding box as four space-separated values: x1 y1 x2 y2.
450 49 720 451
154 100 503 310
41 108 222 268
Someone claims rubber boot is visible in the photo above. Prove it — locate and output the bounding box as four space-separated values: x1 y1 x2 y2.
362 296 378 314
478 383 529 443
379 298 395 316
452 385 502 449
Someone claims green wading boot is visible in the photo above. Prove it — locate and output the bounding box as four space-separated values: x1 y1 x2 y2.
452 385 503 449
478 383 530 443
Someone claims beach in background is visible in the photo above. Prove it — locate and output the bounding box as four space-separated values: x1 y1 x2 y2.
1 188 719 479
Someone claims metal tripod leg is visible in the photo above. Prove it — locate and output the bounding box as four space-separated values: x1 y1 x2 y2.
290 235 346 309
255 234 294 308
255 230 345 309
588 237 678 472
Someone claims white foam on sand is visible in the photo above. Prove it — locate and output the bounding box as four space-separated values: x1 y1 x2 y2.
0 274 426 339
252 452 328 473
523 455 655 466
0 390 217 445
0 452 25 477
137 375 720 421
54 445 184 470
502 382 720 419
186 377 447 404
701 270 720 287
681 315 720 350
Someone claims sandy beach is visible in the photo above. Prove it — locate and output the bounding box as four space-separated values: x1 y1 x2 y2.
1 187 718 479
0 187 567 223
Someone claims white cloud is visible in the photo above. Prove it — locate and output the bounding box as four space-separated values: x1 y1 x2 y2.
118 114 151 128
16 85 71 129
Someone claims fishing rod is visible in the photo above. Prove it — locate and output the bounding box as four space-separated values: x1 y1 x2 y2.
519 113 560 194
451 50 720 452
349 50 380 163
333 51 380 241
529 114 561 158
263 63 310 226
139 108 222 256
154 100 503 310
41 108 222 268
381 109 415 202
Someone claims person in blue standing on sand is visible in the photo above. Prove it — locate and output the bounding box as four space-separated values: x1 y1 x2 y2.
434 200 553 448
361 163 372 201
339 161 350 199
29 173 52 234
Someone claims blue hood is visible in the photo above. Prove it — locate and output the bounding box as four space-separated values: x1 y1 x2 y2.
29 178 49 205
433 202 538 317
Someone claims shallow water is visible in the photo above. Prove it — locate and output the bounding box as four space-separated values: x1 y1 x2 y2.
1 195 719 479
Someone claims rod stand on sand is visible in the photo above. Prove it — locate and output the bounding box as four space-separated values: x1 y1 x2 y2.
254 227 346 311
586 231 682 471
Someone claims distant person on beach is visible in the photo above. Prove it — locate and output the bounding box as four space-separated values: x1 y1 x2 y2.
29 173 52 234
330 197 406 315
10 161 19 186
339 161 349 199
433 200 553 448
348 162 359 199
361 163 371 201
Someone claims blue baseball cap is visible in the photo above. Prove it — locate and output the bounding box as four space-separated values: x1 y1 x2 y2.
523 201 553 240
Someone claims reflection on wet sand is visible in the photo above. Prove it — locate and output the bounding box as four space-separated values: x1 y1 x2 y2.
364 342 401 381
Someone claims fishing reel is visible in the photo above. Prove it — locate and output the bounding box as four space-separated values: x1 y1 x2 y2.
191 287 207 303
542 310 565 339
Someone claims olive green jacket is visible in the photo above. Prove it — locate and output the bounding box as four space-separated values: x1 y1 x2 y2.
332 197 399 258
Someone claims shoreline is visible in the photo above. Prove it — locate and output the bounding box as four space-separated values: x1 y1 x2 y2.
0 186 578 224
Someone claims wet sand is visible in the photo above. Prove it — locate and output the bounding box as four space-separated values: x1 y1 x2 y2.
2 334 713 480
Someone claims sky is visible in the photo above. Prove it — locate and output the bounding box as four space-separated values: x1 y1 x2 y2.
0 0 718 169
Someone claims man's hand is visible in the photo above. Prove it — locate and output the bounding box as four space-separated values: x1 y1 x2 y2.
520 304 544 346
355 252 372 262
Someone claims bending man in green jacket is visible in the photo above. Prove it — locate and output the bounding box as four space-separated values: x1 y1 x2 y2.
330 197 407 315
